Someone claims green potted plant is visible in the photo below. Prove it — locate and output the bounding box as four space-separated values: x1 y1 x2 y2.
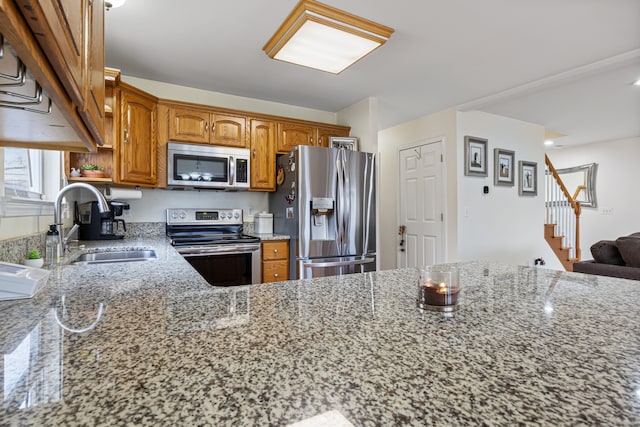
25 249 44 268
80 164 106 178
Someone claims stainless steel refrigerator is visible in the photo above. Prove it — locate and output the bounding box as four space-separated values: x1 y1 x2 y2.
269 145 376 279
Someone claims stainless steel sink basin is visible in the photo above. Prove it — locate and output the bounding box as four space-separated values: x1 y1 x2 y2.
72 249 157 265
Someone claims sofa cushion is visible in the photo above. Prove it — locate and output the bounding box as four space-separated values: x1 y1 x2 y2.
590 240 625 265
616 236 640 267
573 261 640 281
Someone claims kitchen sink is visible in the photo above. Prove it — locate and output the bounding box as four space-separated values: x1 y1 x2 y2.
72 249 157 265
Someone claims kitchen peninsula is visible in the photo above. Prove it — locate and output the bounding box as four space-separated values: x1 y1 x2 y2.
0 237 638 426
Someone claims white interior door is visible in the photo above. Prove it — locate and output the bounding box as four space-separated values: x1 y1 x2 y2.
398 140 444 268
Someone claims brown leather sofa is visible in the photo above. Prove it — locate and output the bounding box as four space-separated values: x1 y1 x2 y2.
572 233 640 281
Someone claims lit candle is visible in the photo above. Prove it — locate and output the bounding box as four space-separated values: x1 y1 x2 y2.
419 281 460 306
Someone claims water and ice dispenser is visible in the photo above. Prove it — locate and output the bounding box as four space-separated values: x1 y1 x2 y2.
310 197 334 240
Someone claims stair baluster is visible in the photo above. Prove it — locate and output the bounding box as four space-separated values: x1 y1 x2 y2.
544 155 581 270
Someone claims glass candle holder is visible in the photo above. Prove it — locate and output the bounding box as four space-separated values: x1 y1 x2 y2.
417 266 461 312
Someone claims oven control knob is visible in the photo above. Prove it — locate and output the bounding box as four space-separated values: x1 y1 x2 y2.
179 212 186 219
234 212 240 219
220 212 226 219
171 212 178 220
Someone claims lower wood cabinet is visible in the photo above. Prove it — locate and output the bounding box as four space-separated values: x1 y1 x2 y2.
261 240 289 283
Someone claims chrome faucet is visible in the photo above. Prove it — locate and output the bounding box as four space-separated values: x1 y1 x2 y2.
54 182 110 254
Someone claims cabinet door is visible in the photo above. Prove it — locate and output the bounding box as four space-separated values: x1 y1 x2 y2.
119 87 157 185
18 0 86 108
316 126 350 148
79 0 105 146
168 107 210 144
277 122 314 154
211 114 247 148
250 119 275 191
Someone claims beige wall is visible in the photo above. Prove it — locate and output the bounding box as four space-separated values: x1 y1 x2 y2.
456 111 554 268
122 76 338 124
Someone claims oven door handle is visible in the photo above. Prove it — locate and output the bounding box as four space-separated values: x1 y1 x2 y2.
178 244 260 257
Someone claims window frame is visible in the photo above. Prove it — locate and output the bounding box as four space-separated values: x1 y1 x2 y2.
1 148 59 217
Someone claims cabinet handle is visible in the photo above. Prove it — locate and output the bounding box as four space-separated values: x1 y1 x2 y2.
205 122 208 134
274 273 279 278
309 136 313 145
124 129 129 144
253 149 256 159
211 122 216 134
274 249 278 254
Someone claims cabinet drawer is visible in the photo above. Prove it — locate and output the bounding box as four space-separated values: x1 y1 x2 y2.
263 260 288 283
262 241 288 261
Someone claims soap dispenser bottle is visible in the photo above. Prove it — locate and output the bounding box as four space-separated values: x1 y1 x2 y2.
45 224 60 267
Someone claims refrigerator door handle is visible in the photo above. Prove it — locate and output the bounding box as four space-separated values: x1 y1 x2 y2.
302 257 375 269
362 154 375 255
341 150 351 249
336 152 346 246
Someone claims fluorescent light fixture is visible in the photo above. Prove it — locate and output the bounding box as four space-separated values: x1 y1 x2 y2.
263 0 394 74
544 140 555 146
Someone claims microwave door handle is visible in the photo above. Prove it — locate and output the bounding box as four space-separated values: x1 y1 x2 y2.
229 156 235 185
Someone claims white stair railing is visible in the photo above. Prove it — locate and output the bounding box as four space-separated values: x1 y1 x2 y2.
545 155 581 261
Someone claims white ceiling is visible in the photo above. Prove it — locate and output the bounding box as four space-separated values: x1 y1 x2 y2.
104 0 640 147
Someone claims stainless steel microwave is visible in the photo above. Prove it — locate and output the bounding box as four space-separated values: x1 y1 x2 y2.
167 142 250 190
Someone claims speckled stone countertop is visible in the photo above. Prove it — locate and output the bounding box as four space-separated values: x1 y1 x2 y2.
0 240 639 426
248 233 290 241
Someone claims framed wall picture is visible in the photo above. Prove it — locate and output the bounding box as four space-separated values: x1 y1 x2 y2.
464 136 488 177
494 148 515 186
518 161 537 196
330 136 359 151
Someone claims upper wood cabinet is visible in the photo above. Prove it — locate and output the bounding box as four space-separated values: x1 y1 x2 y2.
16 0 105 147
277 122 314 153
17 0 85 106
277 121 350 154
250 119 275 191
67 70 158 187
117 83 157 186
317 125 350 148
79 0 105 145
168 106 247 148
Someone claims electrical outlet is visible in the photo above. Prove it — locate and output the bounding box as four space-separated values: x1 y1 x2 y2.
601 207 614 215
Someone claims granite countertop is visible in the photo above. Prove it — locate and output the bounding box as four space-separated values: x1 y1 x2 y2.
0 238 639 426
248 233 290 241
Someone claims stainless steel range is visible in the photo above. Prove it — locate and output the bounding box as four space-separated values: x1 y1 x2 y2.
166 208 261 287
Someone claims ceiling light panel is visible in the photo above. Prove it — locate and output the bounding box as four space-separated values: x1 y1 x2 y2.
264 0 394 74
